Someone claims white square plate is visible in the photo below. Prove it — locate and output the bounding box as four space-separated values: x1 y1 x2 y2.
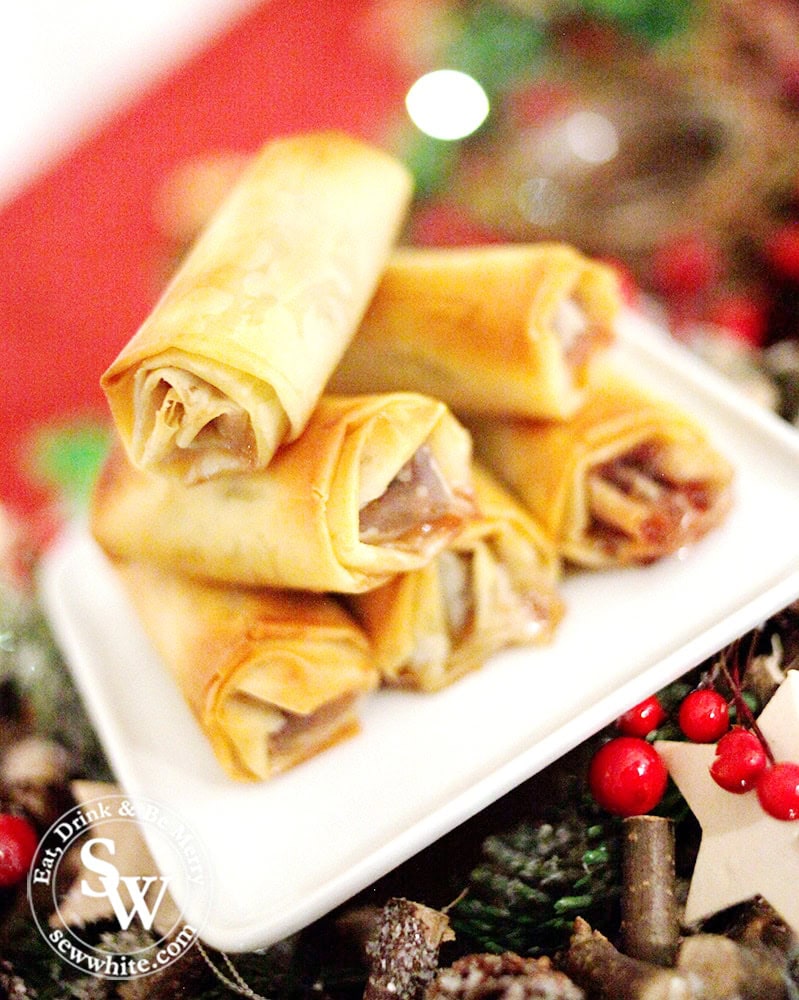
40 309 799 952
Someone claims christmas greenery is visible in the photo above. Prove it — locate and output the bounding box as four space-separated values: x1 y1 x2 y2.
450 799 622 956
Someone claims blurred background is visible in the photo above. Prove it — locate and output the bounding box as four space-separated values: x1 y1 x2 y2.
4 0 799 522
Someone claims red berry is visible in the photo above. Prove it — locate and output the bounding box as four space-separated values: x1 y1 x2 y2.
765 223 799 280
588 736 668 817
0 814 38 888
678 689 730 743
707 293 767 347
650 233 720 298
616 695 668 738
756 762 799 821
709 727 768 793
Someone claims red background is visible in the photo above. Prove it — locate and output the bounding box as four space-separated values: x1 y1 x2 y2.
1 0 409 514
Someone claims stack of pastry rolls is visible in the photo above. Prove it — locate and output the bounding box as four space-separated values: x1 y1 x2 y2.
91 130 733 783
94 131 474 782
332 241 734 569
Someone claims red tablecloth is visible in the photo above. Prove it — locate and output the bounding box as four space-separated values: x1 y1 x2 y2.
1 0 409 514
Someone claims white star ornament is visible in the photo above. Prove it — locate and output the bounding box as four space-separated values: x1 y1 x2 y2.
656 670 799 936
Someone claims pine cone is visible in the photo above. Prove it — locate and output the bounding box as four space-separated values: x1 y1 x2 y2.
364 898 454 1000
450 805 621 957
426 952 584 1000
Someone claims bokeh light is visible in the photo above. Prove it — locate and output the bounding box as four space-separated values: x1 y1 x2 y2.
564 110 619 164
405 69 490 140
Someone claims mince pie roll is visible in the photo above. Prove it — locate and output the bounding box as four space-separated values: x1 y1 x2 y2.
102 131 412 483
91 393 475 593
349 466 564 692
111 560 377 781
330 242 620 419
469 369 734 568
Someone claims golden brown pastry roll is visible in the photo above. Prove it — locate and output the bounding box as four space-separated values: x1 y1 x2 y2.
101 131 413 483
330 242 620 419
469 368 734 568
91 393 475 593
349 466 564 692
111 560 377 781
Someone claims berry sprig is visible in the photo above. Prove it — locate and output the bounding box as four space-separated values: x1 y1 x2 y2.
693 675 799 821
588 647 799 822
706 642 799 820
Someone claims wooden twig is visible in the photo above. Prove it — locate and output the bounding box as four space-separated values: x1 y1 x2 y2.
561 917 692 1000
620 815 679 966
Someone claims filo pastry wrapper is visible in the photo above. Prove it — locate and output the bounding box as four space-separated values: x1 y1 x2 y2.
111 560 377 781
330 243 620 419
101 131 413 483
349 466 564 692
91 393 476 593
469 368 734 568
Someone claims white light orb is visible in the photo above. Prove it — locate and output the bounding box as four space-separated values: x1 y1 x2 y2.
564 111 619 165
405 69 490 141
